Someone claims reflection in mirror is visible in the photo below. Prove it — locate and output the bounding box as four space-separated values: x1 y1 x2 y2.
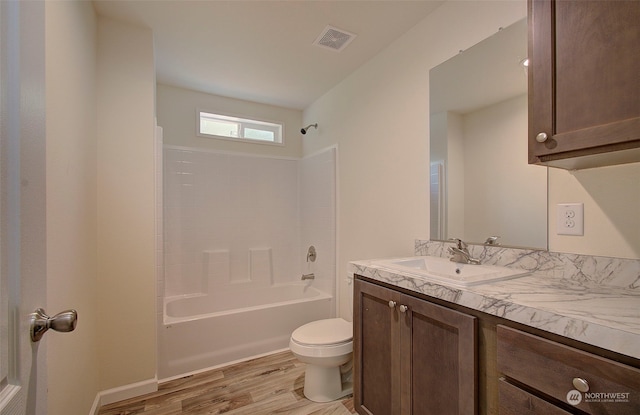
429 18 547 249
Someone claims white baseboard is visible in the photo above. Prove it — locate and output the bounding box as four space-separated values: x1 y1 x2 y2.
89 395 102 415
89 377 158 415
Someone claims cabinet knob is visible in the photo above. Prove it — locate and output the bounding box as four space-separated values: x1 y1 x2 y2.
572 377 589 393
399 305 409 313
388 300 397 308
535 132 549 143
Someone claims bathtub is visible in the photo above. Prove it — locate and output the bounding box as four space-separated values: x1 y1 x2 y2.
158 284 333 379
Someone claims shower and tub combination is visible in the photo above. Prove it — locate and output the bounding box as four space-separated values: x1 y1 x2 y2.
158 145 337 379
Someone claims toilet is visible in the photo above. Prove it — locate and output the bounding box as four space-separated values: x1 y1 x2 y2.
289 318 353 402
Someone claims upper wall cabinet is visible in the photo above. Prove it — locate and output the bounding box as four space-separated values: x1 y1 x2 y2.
528 0 640 169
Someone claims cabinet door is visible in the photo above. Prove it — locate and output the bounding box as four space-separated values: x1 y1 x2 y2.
528 0 640 169
354 279 401 415
399 291 477 415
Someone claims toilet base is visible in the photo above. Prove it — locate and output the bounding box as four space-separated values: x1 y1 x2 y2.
303 363 353 403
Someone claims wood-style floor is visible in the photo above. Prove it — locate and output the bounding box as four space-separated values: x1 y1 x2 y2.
98 350 355 415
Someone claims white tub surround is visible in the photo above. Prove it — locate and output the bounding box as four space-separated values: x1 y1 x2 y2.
159 285 332 379
159 146 337 379
162 146 336 300
349 240 640 360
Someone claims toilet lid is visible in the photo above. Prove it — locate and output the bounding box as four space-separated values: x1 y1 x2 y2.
292 318 352 346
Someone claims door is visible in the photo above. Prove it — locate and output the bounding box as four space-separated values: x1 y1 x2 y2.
0 1 48 414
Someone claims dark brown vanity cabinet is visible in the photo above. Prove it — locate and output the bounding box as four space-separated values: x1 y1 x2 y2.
497 325 640 415
353 277 477 415
528 0 640 169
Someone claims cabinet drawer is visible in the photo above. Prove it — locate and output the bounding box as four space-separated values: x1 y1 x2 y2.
497 325 640 415
499 378 571 415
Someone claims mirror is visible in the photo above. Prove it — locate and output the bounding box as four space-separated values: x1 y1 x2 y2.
429 18 547 249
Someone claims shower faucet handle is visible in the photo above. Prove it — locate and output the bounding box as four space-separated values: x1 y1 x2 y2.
306 246 317 262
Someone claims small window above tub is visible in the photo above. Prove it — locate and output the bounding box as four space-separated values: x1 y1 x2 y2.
198 111 284 145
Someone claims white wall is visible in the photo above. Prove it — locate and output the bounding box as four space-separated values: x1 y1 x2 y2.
157 84 303 158
45 2 99 413
44 3 160 411
549 163 640 259
96 16 157 390
303 0 528 319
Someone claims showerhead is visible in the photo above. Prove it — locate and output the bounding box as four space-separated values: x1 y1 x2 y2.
300 123 318 135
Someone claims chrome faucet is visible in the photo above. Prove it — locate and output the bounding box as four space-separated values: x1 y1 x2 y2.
484 236 500 245
448 238 481 265
301 273 315 280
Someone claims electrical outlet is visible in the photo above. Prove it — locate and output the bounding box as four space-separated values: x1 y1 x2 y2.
557 203 584 236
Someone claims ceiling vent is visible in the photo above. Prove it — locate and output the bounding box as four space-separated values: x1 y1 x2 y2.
313 25 357 52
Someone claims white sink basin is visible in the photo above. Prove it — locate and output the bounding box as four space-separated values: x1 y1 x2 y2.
372 256 529 287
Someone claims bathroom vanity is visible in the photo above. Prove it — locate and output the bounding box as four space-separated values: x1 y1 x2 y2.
350 242 640 415
354 278 476 415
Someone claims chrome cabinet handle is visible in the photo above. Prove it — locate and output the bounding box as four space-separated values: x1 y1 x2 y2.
535 132 549 143
30 308 78 342
399 305 409 313
388 300 396 308
572 377 589 393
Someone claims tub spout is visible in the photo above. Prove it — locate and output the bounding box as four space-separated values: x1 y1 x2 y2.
301 273 315 280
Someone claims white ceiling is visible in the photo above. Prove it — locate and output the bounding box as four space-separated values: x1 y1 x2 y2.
93 0 445 110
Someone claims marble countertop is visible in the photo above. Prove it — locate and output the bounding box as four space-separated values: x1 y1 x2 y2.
349 257 640 360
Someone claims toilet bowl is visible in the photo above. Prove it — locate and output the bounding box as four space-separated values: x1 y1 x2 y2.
289 318 353 402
